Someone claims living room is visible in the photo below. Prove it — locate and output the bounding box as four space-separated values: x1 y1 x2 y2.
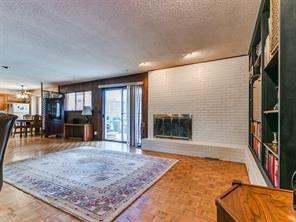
0 1 296 221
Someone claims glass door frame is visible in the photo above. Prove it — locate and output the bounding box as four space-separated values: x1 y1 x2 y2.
102 86 128 143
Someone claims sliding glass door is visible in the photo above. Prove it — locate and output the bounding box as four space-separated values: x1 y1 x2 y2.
102 84 143 146
103 87 127 142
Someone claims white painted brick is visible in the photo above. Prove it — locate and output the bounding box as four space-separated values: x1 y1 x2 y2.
147 56 249 147
143 56 265 184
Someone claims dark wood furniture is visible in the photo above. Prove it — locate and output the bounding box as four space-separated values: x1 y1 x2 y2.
45 98 64 137
248 0 296 189
32 114 42 135
0 114 17 191
216 181 296 222
12 119 34 138
23 114 34 136
64 123 93 141
12 115 43 137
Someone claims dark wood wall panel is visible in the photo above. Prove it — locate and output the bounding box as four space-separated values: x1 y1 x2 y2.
59 73 148 140
142 74 148 138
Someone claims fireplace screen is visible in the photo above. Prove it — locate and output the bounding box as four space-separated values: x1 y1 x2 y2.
153 114 192 140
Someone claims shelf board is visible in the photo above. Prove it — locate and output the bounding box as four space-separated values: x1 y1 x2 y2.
253 134 262 142
254 55 261 67
249 73 261 82
250 119 262 123
264 50 278 71
263 143 279 159
264 109 279 114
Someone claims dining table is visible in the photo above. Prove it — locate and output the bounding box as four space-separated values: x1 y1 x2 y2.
15 119 34 138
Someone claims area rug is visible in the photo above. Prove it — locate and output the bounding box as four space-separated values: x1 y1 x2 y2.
4 147 177 222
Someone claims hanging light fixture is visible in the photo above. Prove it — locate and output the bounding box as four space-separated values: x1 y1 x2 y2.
17 85 30 101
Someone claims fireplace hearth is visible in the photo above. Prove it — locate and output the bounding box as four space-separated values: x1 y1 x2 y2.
153 114 192 140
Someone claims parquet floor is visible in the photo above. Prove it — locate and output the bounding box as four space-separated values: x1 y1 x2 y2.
0 136 249 222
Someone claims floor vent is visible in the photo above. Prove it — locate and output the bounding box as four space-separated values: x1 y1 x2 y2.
205 157 220 161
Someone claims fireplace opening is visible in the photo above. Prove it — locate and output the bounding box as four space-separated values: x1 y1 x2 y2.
153 114 192 140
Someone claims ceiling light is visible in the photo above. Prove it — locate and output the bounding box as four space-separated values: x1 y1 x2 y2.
183 52 199 59
17 85 30 101
139 62 149 67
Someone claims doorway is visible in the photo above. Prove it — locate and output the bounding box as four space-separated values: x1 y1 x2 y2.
103 87 127 142
102 84 143 146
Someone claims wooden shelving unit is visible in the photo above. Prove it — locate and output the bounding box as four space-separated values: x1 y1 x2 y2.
248 0 296 189
253 134 261 143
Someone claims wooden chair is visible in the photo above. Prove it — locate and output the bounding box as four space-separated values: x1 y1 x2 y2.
0 114 17 191
23 114 32 120
12 120 21 138
12 114 33 137
33 115 42 136
23 114 33 136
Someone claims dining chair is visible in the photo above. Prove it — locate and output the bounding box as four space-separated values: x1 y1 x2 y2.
33 114 42 136
12 119 32 137
12 120 21 138
0 114 17 191
23 114 33 136
23 114 32 120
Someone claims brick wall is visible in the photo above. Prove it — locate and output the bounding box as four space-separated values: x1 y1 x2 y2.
148 56 249 146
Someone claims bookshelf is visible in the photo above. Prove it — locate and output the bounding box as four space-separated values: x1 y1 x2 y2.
248 0 296 189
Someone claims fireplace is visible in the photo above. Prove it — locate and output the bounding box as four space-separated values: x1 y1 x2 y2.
153 114 192 140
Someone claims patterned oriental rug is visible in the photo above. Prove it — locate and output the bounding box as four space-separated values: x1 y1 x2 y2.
4 147 177 222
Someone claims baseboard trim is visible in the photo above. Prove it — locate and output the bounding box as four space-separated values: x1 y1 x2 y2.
142 138 245 163
244 148 267 186
142 138 267 186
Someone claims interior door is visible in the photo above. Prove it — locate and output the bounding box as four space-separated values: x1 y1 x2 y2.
103 87 127 142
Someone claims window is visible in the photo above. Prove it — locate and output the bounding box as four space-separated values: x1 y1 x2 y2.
64 91 92 111
84 91 92 108
65 93 76 111
76 92 84 111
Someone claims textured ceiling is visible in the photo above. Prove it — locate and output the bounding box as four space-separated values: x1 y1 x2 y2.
0 0 260 90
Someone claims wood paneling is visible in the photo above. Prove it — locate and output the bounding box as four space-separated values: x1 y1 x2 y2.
59 73 148 140
141 74 148 138
0 136 249 221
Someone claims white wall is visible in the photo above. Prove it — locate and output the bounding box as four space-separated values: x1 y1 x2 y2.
30 96 41 115
147 56 249 146
144 56 267 185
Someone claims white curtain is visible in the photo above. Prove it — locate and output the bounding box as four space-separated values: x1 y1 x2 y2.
130 85 142 147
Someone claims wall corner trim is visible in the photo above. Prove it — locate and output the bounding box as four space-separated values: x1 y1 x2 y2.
244 148 267 186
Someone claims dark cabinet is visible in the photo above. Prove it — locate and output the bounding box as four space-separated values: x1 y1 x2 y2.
45 98 64 137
